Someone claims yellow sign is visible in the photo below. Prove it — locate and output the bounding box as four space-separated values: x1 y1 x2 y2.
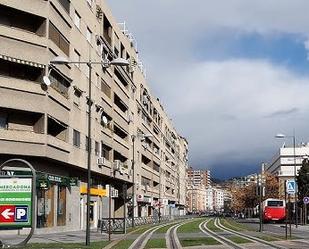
80 186 107 197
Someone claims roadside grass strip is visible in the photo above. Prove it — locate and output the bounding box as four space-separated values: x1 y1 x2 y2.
145 239 166 248
111 239 135 249
227 235 252 244
180 237 220 247
224 218 256 232
177 218 207 233
128 225 153 234
220 218 243 232
155 223 178 234
24 241 110 249
206 219 222 232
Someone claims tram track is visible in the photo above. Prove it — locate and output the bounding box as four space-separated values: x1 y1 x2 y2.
199 218 245 249
216 218 288 249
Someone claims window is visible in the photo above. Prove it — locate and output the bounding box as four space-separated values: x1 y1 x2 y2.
73 129 80 147
85 136 89 151
86 0 92 7
95 141 100 156
73 49 81 68
0 112 7 129
49 22 70 56
58 0 70 13
86 27 92 44
74 11 81 29
101 79 111 98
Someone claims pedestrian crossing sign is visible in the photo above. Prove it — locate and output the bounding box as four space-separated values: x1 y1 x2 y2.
286 179 296 194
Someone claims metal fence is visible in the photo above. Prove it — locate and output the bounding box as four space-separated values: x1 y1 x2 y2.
98 215 198 234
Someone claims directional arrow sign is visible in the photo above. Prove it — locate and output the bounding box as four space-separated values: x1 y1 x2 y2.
2 209 14 219
0 206 15 222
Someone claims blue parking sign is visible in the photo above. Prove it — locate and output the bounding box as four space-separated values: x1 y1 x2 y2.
15 206 28 222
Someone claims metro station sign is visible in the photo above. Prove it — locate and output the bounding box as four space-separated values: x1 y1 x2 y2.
0 177 32 228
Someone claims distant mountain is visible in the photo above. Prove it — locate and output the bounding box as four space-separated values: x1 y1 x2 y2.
211 177 224 184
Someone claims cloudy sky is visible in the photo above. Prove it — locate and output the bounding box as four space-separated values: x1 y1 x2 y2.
107 0 309 179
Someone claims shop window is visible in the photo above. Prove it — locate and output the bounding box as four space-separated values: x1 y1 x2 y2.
57 186 66 226
37 186 55 228
73 129 80 147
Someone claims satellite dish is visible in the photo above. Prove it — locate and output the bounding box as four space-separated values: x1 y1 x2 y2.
101 115 108 126
43 76 51 86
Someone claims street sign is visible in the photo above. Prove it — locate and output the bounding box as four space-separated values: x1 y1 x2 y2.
303 196 309 205
0 177 32 228
286 179 296 195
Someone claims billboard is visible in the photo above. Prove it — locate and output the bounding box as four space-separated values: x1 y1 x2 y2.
0 177 32 228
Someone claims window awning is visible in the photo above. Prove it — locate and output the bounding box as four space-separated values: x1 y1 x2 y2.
0 54 45 68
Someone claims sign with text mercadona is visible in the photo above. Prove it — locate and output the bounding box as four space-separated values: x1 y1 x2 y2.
0 177 32 228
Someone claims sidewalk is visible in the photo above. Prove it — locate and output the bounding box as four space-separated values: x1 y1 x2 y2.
0 229 126 245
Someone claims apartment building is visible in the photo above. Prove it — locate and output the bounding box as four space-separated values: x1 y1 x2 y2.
187 168 211 187
0 0 188 233
186 185 206 213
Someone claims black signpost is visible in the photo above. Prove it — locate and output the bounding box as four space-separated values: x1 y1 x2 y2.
0 159 36 248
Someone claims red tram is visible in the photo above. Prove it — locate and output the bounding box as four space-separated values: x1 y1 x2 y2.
262 198 286 222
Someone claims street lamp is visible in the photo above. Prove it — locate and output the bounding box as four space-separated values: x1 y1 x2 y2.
275 132 298 228
48 56 129 246
131 132 153 227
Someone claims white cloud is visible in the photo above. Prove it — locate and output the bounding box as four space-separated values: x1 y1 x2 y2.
107 0 309 178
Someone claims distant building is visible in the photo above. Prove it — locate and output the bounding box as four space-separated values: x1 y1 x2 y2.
186 184 206 213
266 144 309 199
187 168 211 187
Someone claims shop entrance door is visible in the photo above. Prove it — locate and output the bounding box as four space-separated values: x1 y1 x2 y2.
90 201 98 228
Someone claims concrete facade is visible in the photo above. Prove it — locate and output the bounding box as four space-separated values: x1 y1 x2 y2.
0 0 188 233
266 144 308 199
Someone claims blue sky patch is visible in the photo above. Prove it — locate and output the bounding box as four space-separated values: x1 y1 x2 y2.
195 31 309 74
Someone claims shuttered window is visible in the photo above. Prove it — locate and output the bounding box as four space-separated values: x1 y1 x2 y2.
49 22 70 56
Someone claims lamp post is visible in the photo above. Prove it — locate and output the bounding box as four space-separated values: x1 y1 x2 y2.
131 132 153 227
275 131 298 228
48 56 129 246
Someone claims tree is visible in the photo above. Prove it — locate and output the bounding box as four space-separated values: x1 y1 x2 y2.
264 172 279 199
296 159 309 200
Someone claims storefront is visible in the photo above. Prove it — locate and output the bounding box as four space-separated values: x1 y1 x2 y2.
79 184 107 229
36 173 78 230
136 194 152 217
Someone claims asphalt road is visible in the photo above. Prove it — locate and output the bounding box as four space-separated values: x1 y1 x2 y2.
238 218 309 239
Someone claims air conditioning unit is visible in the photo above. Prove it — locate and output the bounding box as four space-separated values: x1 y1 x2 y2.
136 182 140 189
142 95 148 104
97 157 105 167
113 160 121 171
